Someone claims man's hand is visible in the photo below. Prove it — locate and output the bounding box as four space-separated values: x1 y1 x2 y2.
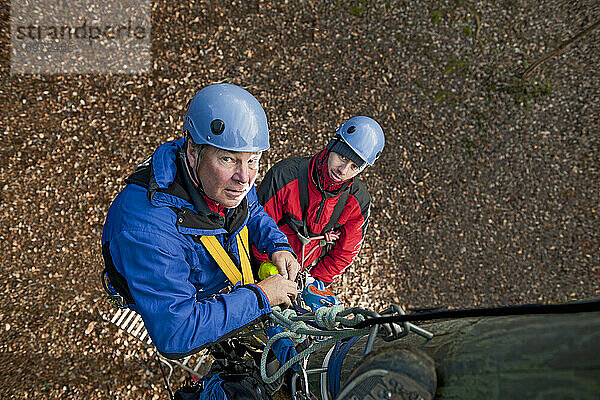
271 250 300 281
324 229 341 244
256 274 298 308
302 279 341 311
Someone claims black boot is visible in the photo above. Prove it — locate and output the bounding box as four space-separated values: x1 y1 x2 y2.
335 347 436 400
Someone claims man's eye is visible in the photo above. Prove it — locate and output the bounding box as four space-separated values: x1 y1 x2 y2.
221 157 233 163
351 164 359 171
339 155 348 161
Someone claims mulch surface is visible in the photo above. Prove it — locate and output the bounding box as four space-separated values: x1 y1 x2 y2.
1 1 598 398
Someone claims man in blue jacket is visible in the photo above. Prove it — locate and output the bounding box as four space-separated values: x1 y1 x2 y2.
101 83 300 360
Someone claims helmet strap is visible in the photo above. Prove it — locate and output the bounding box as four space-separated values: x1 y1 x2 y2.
183 138 202 189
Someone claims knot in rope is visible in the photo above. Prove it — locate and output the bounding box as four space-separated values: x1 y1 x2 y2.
337 311 366 327
269 307 307 343
315 305 344 330
281 308 297 320
289 321 307 344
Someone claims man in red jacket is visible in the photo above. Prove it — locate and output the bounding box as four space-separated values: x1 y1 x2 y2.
254 116 385 310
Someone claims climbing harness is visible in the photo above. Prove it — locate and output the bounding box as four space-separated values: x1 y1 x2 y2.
199 225 254 285
102 224 254 307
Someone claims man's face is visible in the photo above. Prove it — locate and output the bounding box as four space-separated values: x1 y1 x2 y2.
195 146 262 208
327 151 362 182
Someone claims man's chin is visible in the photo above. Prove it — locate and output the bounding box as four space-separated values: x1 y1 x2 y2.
217 199 239 208
220 192 247 208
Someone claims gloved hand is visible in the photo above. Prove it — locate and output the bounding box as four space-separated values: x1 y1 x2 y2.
302 279 340 311
267 326 299 371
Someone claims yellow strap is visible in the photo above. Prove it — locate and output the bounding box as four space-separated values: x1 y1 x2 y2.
236 226 254 285
199 226 254 286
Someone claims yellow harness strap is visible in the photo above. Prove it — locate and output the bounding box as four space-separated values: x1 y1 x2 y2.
199 226 254 286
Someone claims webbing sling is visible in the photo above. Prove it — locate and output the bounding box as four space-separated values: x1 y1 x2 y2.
199 225 254 286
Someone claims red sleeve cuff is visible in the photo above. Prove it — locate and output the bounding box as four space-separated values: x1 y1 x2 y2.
253 284 270 305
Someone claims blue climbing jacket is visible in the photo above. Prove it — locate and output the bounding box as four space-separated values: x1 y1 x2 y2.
101 139 293 359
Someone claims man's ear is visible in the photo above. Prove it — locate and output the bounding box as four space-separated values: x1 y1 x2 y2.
185 139 197 170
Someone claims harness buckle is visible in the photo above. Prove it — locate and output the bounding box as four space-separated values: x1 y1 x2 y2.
295 231 312 246
107 293 129 309
102 270 130 309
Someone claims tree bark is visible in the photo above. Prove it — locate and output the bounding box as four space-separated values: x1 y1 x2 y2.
307 311 600 399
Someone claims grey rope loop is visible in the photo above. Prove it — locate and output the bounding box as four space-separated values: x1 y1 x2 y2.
259 304 434 384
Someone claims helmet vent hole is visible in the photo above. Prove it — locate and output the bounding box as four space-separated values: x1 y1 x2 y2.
347 126 356 134
211 119 225 135
187 117 194 128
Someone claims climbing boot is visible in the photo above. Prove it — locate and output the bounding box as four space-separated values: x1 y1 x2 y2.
335 347 436 400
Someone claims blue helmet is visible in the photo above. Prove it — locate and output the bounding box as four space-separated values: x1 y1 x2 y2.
182 84 270 152
331 116 385 166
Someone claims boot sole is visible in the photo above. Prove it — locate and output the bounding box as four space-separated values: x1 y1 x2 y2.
336 348 436 400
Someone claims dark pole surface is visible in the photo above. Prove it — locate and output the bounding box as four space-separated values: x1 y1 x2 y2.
307 311 600 399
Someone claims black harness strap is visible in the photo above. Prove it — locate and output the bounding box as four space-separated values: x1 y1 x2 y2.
297 161 309 224
323 189 349 233
296 159 311 238
102 242 136 306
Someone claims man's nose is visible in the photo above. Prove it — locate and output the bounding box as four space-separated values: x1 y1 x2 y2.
338 162 351 175
233 163 250 184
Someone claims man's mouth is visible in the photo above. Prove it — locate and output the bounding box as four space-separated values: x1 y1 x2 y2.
224 188 247 197
330 172 342 182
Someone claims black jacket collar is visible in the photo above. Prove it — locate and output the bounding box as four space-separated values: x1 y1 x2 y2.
125 150 249 234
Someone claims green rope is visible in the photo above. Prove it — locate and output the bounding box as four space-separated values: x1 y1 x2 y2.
315 305 343 329
260 307 371 384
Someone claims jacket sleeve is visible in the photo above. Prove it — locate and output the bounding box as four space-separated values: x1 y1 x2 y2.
310 194 370 284
246 185 294 258
108 229 271 359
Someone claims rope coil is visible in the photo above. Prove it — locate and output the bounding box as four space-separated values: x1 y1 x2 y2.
259 304 435 385
259 306 384 384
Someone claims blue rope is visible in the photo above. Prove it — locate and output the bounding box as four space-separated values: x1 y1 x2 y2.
328 334 365 399
315 305 344 330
